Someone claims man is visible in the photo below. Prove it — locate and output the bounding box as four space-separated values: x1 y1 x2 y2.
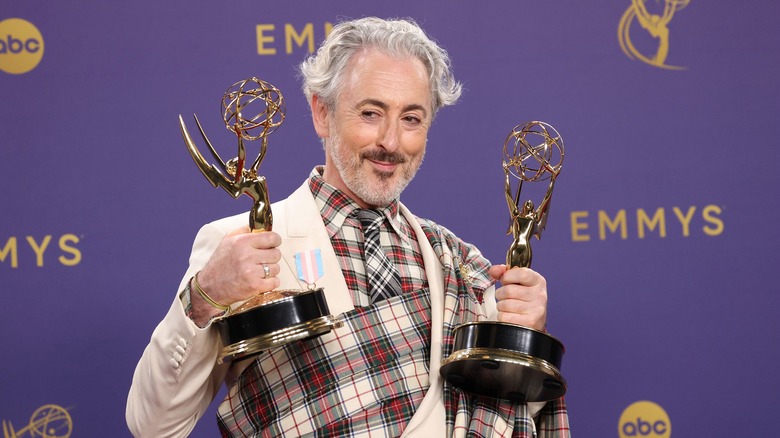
127 16 570 437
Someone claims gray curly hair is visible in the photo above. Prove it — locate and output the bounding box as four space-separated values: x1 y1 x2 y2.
299 17 462 115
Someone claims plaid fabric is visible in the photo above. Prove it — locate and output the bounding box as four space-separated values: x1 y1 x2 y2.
217 288 433 437
356 208 404 303
308 169 427 307
216 168 570 436
419 221 571 438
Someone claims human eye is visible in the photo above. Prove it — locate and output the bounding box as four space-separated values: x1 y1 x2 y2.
402 114 423 126
361 108 381 120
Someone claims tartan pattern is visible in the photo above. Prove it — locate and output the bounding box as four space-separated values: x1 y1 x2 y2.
536 398 571 438
309 169 427 307
216 168 570 436
217 288 433 437
356 209 404 303
419 221 571 438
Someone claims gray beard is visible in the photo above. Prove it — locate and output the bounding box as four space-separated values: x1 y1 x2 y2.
327 129 424 207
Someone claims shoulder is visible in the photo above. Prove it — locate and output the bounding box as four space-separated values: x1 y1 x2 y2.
414 216 494 289
416 216 473 253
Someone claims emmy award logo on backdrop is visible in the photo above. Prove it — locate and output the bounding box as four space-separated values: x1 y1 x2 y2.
179 77 342 363
618 0 691 70
440 121 567 402
2 404 72 438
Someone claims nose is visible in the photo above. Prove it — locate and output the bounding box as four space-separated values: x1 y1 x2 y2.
377 119 400 153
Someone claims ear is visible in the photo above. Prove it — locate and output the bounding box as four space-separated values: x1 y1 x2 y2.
310 94 330 139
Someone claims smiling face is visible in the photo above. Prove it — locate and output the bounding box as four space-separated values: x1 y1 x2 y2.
311 49 433 208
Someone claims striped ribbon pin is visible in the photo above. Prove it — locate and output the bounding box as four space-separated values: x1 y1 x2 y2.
294 249 324 289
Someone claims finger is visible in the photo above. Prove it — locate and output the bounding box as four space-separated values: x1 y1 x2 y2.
495 294 547 330
250 276 281 295
249 246 282 265
243 231 282 250
496 308 546 330
258 261 283 279
488 264 507 281
495 283 543 303
496 293 545 313
500 266 544 287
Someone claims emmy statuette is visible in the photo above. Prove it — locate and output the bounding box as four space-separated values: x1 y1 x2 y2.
440 121 567 403
179 77 342 363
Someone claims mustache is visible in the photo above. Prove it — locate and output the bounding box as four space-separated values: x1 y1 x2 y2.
360 149 407 164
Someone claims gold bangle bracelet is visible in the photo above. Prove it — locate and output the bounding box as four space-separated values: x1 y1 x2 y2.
192 273 230 312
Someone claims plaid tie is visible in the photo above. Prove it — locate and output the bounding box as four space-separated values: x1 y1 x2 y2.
356 209 403 304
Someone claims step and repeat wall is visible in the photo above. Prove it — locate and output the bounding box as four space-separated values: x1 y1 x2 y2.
2 1 779 436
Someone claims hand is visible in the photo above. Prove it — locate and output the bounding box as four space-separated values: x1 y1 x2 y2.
488 264 548 331
191 227 282 322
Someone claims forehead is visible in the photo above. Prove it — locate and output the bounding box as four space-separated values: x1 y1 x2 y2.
339 49 432 111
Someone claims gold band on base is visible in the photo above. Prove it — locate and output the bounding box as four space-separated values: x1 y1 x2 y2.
217 315 343 364
442 347 564 381
440 347 566 402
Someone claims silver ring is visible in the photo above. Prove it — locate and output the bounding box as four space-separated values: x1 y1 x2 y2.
262 263 270 279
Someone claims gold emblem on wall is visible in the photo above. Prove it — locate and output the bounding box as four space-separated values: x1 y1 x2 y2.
2 405 72 438
618 0 690 70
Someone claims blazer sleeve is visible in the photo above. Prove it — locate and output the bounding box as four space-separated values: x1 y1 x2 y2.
125 219 236 438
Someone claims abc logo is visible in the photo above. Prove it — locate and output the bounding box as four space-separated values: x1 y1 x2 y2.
0 18 44 74
618 401 671 438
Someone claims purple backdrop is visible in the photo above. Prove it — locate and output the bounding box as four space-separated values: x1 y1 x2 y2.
2 1 779 436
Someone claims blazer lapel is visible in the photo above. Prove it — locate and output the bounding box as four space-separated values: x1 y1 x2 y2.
273 181 355 316
398 203 448 436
